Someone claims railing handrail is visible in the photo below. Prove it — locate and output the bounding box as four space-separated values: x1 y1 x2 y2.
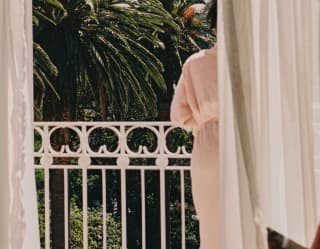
34 121 193 249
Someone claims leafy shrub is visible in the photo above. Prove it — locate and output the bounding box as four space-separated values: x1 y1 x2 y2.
37 197 121 249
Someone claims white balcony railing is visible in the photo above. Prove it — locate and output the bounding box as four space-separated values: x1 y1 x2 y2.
34 122 320 249
34 122 194 249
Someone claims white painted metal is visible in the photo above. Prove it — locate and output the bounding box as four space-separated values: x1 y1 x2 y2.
43 124 51 249
33 121 320 249
34 122 192 249
181 170 186 249
34 122 191 159
83 168 88 249
102 169 107 249
64 169 69 249
121 168 127 249
160 168 167 249
44 167 50 249
34 165 190 170
141 170 146 249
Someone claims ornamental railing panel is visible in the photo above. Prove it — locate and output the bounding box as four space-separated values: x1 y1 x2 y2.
34 121 320 249
34 122 195 249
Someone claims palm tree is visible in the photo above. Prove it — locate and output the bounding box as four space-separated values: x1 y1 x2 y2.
33 0 181 247
35 0 179 122
150 2 215 248
155 0 215 120
33 41 59 120
33 0 65 120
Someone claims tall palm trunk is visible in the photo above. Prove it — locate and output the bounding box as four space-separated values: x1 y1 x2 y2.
157 93 171 249
98 80 107 121
43 88 72 249
158 93 171 121
49 169 65 249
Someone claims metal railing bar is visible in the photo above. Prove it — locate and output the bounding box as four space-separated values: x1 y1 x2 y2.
160 169 166 249
141 170 146 249
102 169 107 249
44 167 50 249
34 121 173 126
82 168 88 249
64 169 69 249
121 168 127 249
35 165 191 170
180 170 186 249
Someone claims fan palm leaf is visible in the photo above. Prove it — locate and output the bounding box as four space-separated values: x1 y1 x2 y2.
153 0 215 120
34 0 179 119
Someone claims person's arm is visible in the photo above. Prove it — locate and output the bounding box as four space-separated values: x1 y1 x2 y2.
170 64 196 129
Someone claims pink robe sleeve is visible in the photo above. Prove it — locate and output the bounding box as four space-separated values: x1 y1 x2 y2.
170 63 197 130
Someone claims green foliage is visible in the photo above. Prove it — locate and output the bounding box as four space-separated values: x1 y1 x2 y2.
151 0 215 120
166 127 193 153
33 40 59 120
33 0 215 247
69 201 121 249
33 0 215 121
167 171 200 249
37 192 122 249
33 0 63 120
35 127 199 249
160 0 215 58
33 0 184 120
35 170 45 248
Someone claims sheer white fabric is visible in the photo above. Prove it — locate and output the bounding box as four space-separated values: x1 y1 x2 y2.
313 0 320 230
0 0 40 249
219 0 319 248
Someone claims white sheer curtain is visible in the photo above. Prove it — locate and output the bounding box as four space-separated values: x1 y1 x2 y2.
219 0 319 248
0 0 40 249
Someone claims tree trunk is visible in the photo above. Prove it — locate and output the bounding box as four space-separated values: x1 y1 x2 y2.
50 168 65 249
157 93 171 121
98 80 107 121
43 88 71 249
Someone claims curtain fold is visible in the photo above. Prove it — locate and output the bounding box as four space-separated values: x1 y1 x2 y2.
313 1 320 221
218 0 265 248
0 0 40 248
275 0 317 243
219 0 319 248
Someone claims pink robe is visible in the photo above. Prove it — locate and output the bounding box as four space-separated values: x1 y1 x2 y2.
171 47 219 249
